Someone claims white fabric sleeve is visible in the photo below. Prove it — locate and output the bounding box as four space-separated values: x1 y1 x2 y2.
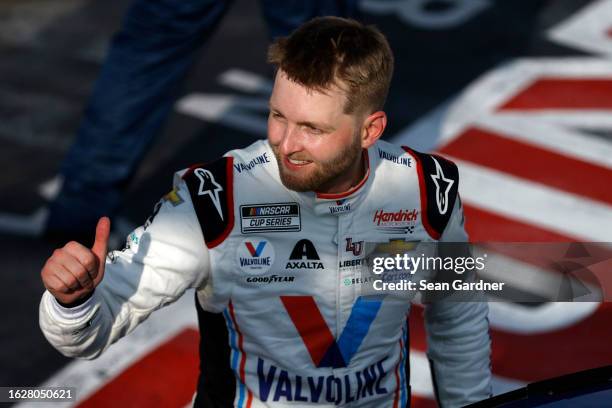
39 174 209 359
424 197 492 407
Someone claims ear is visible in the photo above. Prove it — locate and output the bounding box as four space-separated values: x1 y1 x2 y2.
360 111 387 149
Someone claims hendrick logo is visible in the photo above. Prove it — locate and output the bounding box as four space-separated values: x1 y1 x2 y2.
286 239 324 269
373 209 418 226
240 202 301 233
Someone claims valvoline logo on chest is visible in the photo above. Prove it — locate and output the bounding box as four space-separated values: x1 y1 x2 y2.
245 241 266 257
236 237 275 274
281 296 383 368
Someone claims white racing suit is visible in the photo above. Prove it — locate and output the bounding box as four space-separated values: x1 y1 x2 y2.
40 139 491 407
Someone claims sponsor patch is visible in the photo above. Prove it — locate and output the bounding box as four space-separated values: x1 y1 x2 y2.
286 239 324 270
373 208 418 234
240 202 301 233
233 152 271 173
374 240 417 254
328 199 352 215
245 274 296 285
338 258 366 269
163 188 184 207
378 148 412 167
345 238 364 256
236 238 275 274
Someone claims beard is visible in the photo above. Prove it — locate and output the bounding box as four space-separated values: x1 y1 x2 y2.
271 135 363 192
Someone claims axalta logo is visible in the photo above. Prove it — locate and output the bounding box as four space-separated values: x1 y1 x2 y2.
236 238 275 274
373 209 418 226
286 239 324 270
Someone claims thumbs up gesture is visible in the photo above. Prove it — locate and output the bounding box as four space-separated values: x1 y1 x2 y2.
41 217 111 306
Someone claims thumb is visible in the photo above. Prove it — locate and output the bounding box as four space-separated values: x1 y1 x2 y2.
91 217 111 277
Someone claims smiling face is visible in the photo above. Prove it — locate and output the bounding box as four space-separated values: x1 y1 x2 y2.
268 71 366 193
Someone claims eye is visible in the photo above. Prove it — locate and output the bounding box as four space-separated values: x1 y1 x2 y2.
306 126 323 135
270 111 283 119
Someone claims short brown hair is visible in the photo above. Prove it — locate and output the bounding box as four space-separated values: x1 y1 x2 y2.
268 16 394 114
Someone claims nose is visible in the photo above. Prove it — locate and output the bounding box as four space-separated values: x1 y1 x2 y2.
279 125 303 157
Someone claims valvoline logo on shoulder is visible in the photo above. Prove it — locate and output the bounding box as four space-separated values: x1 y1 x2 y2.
236 237 275 274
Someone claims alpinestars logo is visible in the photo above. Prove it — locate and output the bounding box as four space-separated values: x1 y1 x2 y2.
286 239 324 269
194 168 224 220
430 157 454 215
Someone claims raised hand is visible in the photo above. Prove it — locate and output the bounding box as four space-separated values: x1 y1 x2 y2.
41 217 111 305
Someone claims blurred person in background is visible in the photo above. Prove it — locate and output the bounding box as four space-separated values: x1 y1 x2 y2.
44 0 359 245
39 17 491 407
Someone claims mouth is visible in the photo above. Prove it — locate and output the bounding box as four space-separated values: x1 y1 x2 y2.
284 156 313 171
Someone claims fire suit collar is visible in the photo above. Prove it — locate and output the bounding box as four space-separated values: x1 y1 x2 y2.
311 148 375 216
315 149 370 200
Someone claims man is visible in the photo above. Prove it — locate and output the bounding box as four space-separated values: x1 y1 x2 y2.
40 17 491 407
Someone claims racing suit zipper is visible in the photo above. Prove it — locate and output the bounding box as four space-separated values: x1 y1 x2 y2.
336 215 343 342
334 214 344 399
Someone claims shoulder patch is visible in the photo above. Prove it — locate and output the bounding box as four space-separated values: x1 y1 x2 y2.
402 147 459 240
183 157 234 248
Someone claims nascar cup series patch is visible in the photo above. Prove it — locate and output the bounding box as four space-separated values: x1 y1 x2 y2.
236 237 276 274
239 202 301 233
